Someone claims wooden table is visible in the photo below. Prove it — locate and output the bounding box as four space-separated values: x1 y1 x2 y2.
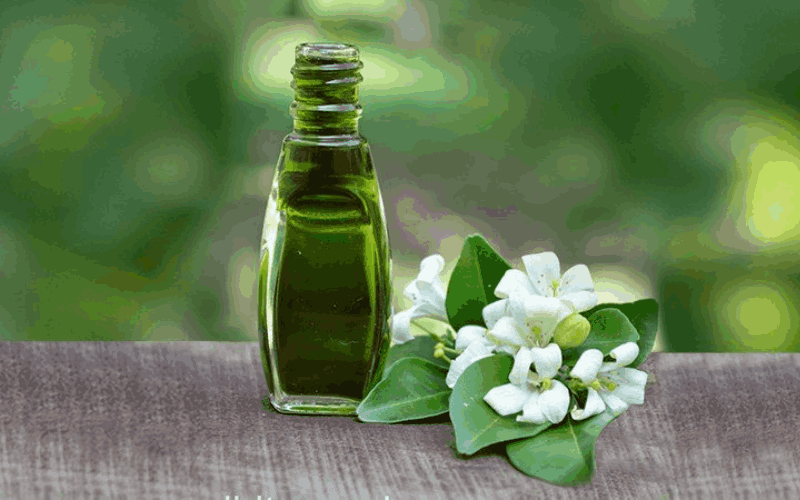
1 342 798 499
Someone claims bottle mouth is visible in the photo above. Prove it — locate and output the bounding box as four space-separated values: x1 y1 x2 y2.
292 42 363 83
295 42 360 63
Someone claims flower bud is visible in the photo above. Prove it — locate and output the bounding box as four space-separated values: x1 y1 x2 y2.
552 313 591 349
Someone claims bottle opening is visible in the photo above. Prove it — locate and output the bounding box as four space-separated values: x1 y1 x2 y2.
296 42 359 63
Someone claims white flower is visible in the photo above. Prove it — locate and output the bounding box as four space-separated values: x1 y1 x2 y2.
521 251 598 314
483 343 571 424
445 325 496 388
568 342 647 420
445 298 568 388
482 251 597 348
487 277 574 348
444 319 516 389
445 261 575 388
391 255 448 344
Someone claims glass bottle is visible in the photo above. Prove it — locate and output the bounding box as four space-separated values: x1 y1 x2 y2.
258 42 392 415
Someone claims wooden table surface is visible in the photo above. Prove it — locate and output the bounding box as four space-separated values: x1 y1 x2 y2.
1 342 798 499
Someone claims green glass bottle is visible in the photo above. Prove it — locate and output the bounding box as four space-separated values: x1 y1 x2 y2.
258 42 392 415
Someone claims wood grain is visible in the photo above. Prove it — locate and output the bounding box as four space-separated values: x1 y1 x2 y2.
1 342 798 499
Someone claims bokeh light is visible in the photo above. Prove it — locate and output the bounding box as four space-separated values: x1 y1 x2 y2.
711 276 799 351
742 140 800 244
133 300 192 341
127 131 211 202
304 0 433 48
17 24 99 120
612 0 697 34
590 265 653 305
238 21 323 102
3 20 122 153
304 0 405 18
501 133 613 205
692 98 800 252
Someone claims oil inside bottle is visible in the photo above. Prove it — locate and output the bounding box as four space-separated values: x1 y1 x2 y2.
272 189 378 400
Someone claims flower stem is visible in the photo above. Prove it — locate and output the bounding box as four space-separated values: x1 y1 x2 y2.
411 319 456 347
436 343 461 356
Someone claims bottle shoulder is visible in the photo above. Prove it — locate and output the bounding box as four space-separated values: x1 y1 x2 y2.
276 134 375 178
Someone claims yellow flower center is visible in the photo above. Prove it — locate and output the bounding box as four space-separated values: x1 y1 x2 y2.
529 325 542 346
571 377 616 393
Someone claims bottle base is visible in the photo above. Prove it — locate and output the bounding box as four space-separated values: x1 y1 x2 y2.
266 393 362 416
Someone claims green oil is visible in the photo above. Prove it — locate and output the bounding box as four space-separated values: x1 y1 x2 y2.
276 192 377 399
258 143 391 414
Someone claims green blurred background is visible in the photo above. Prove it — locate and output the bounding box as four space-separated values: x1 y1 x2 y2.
2 0 800 350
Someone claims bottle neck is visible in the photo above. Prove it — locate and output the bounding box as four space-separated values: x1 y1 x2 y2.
290 43 364 139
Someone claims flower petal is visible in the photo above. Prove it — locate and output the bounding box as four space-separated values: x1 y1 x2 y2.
403 255 447 315
403 279 422 302
414 281 447 316
417 254 446 284
494 269 535 299
604 368 648 405
390 307 422 344
599 391 629 416
445 338 495 388
611 342 640 366
482 299 509 330
559 264 595 294
484 383 532 416
509 347 534 386
558 291 598 313
518 295 568 344
517 392 547 424
507 293 532 334
538 379 570 424
496 343 518 356
599 342 640 372
522 252 560 298
402 291 450 320
402 268 448 316
486 316 526 349
517 294 563 321
455 325 488 351
531 343 562 379
570 388 606 421
393 286 450 344
570 349 603 383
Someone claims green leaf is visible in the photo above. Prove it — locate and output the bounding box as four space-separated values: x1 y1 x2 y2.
384 333 450 379
357 358 450 423
561 308 640 365
579 299 659 368
506 411 618 485
449 354 551 455
445 234 512 332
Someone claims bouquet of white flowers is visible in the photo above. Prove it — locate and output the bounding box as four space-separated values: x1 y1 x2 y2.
356 235 658 486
